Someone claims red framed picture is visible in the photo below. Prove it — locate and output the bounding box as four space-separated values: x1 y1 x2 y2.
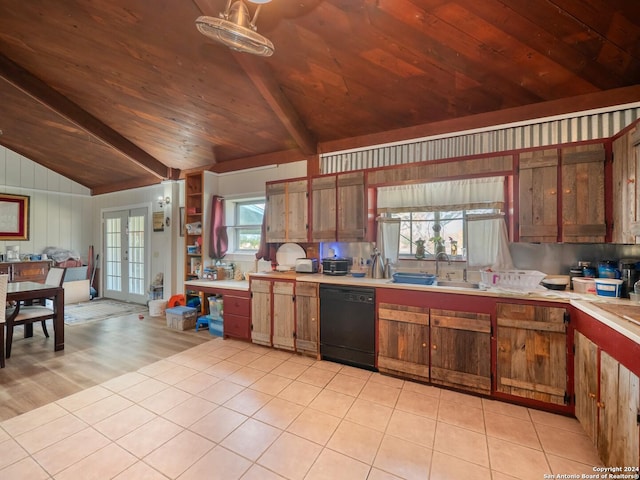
0 193 30 240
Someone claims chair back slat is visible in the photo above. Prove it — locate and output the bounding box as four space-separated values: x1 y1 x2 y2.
45 267 66 287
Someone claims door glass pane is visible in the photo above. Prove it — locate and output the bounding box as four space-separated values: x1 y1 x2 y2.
105 217 122 291
128 214 145 296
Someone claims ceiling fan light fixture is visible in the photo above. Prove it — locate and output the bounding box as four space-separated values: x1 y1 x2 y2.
196 1 274 57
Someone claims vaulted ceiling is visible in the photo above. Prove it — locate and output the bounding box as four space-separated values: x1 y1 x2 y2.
0 0 638 194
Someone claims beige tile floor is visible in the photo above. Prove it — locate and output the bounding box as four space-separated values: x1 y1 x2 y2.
0 337 603 479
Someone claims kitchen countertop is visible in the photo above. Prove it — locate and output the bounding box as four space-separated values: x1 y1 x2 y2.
193 271 640 344
184 279 250 292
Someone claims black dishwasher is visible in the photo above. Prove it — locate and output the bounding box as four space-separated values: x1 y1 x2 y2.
319 285 376 371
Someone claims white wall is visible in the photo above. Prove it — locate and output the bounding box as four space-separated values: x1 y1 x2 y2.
0 146 92 261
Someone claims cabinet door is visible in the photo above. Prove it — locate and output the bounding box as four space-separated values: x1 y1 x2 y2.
561 144 606 243
377 303 430 382
518 149 558 242
311 176 337 241
496 303 568 405
295 282 318 356
612 124 640 243
598 351 640 467
286 180 309 242
337 171 367 241
430 309 491 395
272 281 295 350
265 182 287 243
574 331 598 443
250 280 272 346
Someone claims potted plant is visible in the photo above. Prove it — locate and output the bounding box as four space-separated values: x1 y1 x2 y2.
429 223 446 255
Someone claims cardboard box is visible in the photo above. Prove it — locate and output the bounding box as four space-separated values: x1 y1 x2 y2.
165 306 197 330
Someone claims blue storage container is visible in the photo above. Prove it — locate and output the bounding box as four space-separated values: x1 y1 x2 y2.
392 272 436 285
209 317 223 337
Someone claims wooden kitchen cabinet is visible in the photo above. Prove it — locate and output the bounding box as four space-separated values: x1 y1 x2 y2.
518 143 606 243
612 121 640 244
250 279 272 346
430 309 491 395
311 175 337 242
561 144 606 243
222 291 251 340
265 179 308 243
575 331 640 467
377 302 430 382
496 303 569 406
337 171 367 241
310 171 370 242
295 281 319 356
272 281 295 351
518 149 559 242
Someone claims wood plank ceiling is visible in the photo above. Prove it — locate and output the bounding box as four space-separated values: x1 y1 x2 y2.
0 0 638 194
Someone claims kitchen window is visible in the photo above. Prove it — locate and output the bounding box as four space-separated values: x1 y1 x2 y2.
377 177 509 265
395 209 498 259
232 199 265 252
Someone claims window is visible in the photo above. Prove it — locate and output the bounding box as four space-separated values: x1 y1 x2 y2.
396 208 498 258
233 200 265 252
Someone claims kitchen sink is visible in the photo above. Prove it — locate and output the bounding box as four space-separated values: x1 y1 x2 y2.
434 280 480 289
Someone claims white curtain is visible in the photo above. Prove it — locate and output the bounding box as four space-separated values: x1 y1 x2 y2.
377 177 505 212
467 214 513 269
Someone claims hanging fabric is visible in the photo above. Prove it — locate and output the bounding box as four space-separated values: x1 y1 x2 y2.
209 195 228 260
256 206 271 262
466 213 513 269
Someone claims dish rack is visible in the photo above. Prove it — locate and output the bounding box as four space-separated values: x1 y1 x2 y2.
480 270 546 290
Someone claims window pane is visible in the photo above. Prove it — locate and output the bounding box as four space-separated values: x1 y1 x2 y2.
237 202 265 225
237 227 261 250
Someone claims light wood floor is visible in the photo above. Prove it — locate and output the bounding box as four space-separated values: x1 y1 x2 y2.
0 309 212 421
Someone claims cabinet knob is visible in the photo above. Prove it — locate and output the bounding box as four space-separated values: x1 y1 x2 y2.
432 344 437 350
588 392 596 399
597 401 605 409
628 178 635 184
422 342 427 348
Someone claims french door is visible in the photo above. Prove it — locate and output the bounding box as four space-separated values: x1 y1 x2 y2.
102 207 149 303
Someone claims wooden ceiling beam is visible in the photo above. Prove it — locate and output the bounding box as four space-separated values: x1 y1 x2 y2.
0 54 171 180
233 53 317 156
209 148 308 173
319 86 640 154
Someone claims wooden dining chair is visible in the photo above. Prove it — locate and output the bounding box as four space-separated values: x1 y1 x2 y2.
5 267 66 358
0 274 8 368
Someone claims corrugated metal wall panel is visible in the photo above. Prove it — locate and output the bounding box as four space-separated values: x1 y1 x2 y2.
321 107 640 174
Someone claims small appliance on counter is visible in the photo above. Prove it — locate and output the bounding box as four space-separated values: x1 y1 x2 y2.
295 258 319 273
322 257 350 275
619 259 639 298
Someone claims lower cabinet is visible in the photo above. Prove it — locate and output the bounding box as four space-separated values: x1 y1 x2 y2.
250 277 318 355
295 282 319 356
574 331 640 467
496 303 569 406
250 279 272 346
430 309 491 395
221 292 251 340
378 302 430 382
272 281 295 351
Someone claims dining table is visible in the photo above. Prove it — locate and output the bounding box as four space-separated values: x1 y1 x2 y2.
6 281 65 352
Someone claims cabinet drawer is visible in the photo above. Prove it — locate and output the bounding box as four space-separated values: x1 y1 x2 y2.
224 313 250 340
224 296 250 316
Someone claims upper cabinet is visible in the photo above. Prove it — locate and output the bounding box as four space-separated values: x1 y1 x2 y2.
517 143 606 243
518 149 559 242
612 122 640 244
310 171 371 242
310 175 337 242
265 179 309 243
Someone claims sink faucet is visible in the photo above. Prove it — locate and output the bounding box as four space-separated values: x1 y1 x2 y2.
435 252 451 278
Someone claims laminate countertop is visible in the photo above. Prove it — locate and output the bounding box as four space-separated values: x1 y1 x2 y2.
191 272 640 344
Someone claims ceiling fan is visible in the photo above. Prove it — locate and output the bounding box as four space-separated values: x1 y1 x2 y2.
195 0 274 57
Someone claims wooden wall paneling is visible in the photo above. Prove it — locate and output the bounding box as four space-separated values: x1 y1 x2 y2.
561 144 606 243
518 149 559 242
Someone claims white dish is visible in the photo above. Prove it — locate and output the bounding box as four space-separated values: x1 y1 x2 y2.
276 243 306 269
